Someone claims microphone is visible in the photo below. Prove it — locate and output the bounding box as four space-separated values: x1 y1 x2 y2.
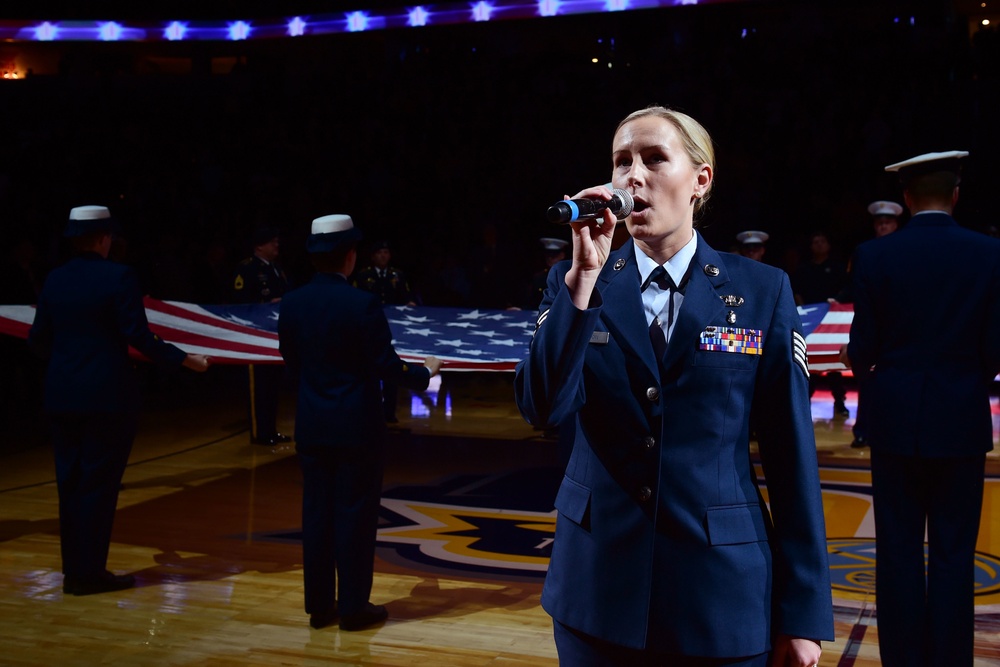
547 188 634 224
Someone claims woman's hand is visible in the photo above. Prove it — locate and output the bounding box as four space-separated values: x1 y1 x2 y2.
770 635 821 667
564 185 619 310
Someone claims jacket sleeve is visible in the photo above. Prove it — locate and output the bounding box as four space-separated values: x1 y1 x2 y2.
513 264 603 429
753 273 835 641
986 250 1000 380
115 268 187 367
846 244 876 379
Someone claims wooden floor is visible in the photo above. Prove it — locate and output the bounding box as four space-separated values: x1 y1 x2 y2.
1 367 999 666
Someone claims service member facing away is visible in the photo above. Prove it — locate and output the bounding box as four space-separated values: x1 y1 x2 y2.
515 106 833 666
847 151 1000 667
278 214 442 631
28 205 210 596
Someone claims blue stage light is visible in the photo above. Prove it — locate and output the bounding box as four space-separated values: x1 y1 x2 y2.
408 7 430 27
164 21 187 40
228 21 251 40
34 22 58 41
287 16 307 36
99 22 123 41
538 0 561 17
472 1 493 22
347 11 369 32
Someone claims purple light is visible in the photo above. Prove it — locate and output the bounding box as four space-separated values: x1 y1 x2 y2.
287 16 307 36
472 1 493 21
99 21 123 41
164 21 187 40
34 22 58 41
2 0 705 43
347 11 369 32
408 6 430 27
228 21 251 40
538 0 560 16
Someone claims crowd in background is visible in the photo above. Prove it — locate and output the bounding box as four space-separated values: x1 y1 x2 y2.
0 1 998 312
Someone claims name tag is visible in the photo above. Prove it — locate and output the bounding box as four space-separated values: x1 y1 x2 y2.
590 331 610 345
699 326 762 355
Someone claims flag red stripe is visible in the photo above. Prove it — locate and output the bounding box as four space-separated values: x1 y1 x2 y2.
147 298 280 340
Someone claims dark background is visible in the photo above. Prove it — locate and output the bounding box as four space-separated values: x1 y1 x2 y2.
1 0 998 308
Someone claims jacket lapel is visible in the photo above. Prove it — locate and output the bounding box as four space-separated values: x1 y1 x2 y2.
596 239 660 377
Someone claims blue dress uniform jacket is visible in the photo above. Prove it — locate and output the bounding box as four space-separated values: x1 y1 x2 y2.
278 273 430 446
514 235 833 657
29 253 187 414
847 212 1000 456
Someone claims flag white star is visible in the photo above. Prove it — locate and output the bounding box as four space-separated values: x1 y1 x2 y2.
446 322 478 329
489 339 519 347
404 327 437 336
470 330 500 338
457 310 483 320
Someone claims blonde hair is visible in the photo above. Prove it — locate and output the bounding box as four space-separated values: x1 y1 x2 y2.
615 106 716 216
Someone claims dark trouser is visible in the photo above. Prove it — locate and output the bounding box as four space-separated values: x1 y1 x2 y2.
553 622 768 667
870 448 985 667
247 364 283 440
852 379 869 439
296 443 384 617
49 412 138 580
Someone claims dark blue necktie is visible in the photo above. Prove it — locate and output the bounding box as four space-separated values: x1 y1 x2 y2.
643 266 675 359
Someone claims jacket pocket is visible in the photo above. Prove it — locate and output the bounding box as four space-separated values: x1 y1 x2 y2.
705 504 768 545
554 475 591 530
691 350 758 370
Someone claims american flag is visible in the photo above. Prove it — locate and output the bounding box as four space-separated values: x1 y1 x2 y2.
0 298 851 372
797 301 853 373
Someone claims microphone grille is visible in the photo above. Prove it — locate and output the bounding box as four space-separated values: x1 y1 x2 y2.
612 189 634 218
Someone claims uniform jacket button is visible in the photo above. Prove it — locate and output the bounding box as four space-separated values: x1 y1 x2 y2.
646 387 659 402
638 486 652 502
643 436 656 449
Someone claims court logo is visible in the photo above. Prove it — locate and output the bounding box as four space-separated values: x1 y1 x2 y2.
376 469 560 580
828 538 1000 601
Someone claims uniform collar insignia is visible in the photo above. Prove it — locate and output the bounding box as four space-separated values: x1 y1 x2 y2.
721 294 744 307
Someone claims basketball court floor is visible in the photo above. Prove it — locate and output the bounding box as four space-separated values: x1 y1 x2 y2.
1 366 999 666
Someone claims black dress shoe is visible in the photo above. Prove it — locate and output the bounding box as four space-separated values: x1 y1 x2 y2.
309 605 339 629
850 437 868 449
339 603 388 631
833 402 850 419
64 571 136 596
